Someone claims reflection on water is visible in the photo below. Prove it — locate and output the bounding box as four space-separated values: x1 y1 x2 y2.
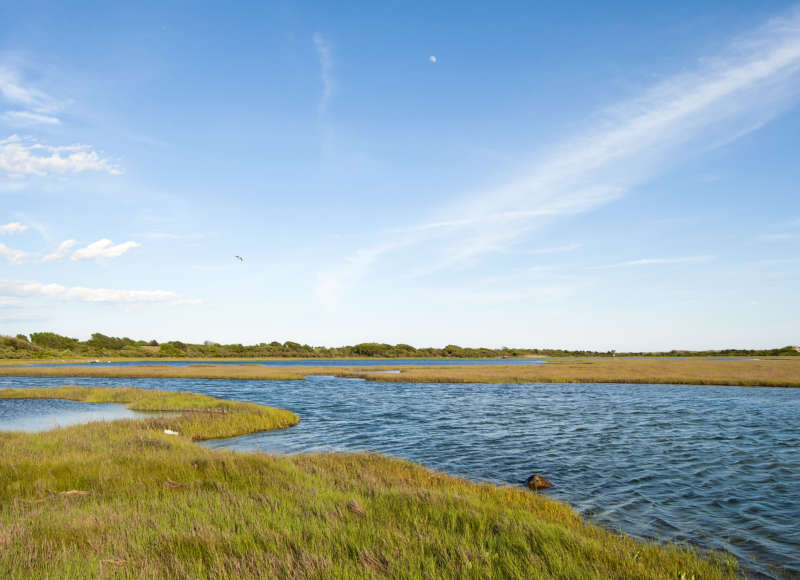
0 375 797 579
0 398 146 432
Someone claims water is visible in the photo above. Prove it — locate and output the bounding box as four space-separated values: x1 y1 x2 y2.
1 375 797 578
0 397 147 432
3 356 774 369
2 357 546 368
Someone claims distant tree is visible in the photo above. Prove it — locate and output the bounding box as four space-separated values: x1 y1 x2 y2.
159 342 185 357
87 333 129 350
443 344 465 357
30 332 79 350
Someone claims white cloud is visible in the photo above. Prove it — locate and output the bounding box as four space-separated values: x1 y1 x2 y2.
528 243 581 254
592 256 715 269
41 239 77 262
0 243 29 264
0 135 122 177
0 221 27 234
70 238 141 260
0 280 202 305
1 110 61 125
313 33 333 113
316 7 800 309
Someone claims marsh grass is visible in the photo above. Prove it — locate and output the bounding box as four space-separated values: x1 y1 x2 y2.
1 358 798 387
0 387 738 578
334 358 800 387
0 386 299 440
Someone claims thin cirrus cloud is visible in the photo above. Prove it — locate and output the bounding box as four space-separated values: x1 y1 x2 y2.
758 232 797 241
590 256 715 269
528 243 581 255
0 65 63 120
0 135 122 178
0 221 28 234
0 280 202 305
2 110 61 126
313 33 333 113
43 238 140 262
315 7 800 311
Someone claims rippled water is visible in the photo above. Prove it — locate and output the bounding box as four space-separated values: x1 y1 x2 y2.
0 397 146 432
1 375 797 578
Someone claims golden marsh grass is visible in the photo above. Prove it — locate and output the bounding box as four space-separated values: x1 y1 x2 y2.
1 358 798 387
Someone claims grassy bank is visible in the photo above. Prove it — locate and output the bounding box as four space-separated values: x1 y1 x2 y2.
1 357 799 387
0 387 736 578
0 386 299 440
332 358 800 387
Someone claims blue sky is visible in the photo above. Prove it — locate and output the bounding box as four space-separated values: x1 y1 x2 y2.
1 1 798 350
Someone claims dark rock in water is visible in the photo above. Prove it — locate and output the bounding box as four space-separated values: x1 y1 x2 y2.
526 474 552 491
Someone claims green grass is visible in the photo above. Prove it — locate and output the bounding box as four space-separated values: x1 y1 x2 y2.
0 387 739 578
0 386 299 440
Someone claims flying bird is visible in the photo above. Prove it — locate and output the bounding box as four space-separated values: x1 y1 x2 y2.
235 255 244 262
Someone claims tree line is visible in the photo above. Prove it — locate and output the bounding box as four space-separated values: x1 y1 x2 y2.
0 332 797 359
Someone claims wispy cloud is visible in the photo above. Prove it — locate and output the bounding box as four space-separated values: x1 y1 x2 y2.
0 64 68 128
0 135 122 177
0 221 27 235
756 257 800 266
528 243 581 254
0 65 61 113
313 33 333 113
0 243 29 264
758 232 797 241
70 238 141 261
0 280 202 305
316 7 800 310
134 231 210 243
2 110 61 126
41 238 141 262
41 239 77 262
591 255 715 269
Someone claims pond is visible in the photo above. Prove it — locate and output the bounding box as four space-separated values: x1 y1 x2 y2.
0 397 148 432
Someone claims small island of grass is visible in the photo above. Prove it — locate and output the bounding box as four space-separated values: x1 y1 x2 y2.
0 386 737 578
2 357 799 387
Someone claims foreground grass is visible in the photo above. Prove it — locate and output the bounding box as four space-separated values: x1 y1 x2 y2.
0 387 737 578
1 357 799 387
